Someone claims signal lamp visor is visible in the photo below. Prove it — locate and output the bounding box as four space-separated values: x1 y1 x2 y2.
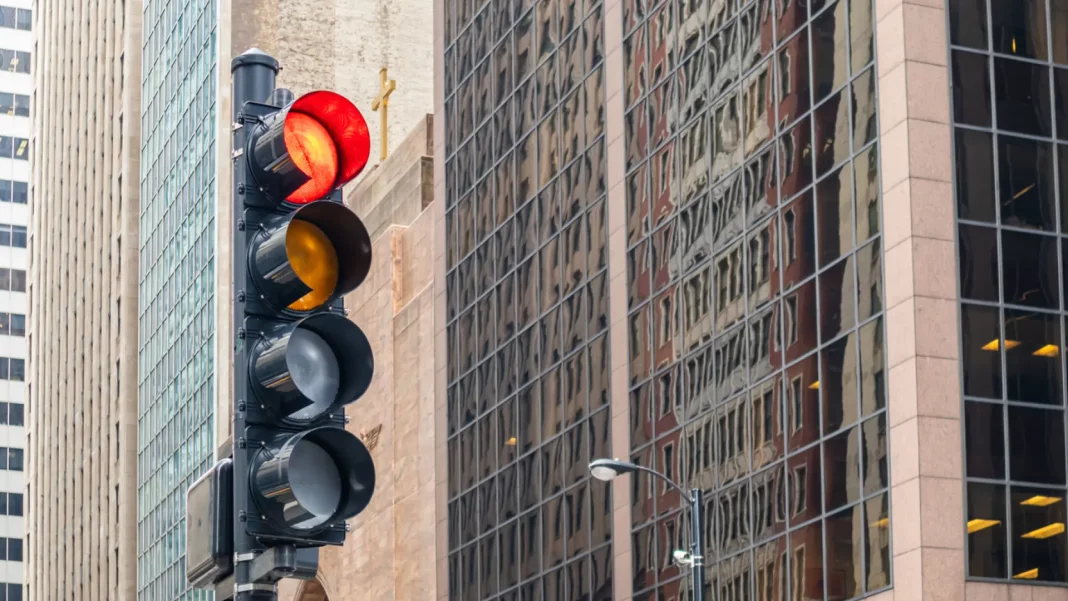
250 313 374 424
253 427 375 531
249 90 371 205
249 201 372 314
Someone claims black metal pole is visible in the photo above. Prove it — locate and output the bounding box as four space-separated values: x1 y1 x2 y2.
231 47 280 601
690 488 704 601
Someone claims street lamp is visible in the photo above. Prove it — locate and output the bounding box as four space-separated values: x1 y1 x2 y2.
589 458 705 601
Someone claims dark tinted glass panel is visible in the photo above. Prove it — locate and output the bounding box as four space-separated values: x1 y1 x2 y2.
1010 486 1066 582
995 57 1052 137
1008 404 1066 484
953 51 992 127
1005 231 1059 314
998 135 1055 231
966 401 1007 479
950 0 989 48
991 0 1049 59
1003 308 1063 405
967 482 1007 579
958 224 999 302
961 304 1005 399
955 129 996 223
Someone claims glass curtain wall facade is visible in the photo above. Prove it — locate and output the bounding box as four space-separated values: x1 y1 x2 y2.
623 0 889 599
950 0 1068 586
136 0 218 599
442 0 614 598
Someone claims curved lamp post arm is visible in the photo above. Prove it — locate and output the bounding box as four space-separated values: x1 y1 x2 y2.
628 463 695 504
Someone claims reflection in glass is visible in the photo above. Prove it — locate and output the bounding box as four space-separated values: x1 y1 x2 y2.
823 426 860 513
998 135 1055 231
789 447 822 523
789 522 824 601
865 494 891 591
858 318 886 416
852 70 878 152
779 118 813 198
781 192 817 289
1010 486 1066 582
958 224 999 302
814 91 851 177
821 334 859 435
961 304 1004 399
632 522 657 591
861 414 888 497
812 0 849 102
777 29 811 128
819 254 857 343
817 167 853 266
825 504 863 600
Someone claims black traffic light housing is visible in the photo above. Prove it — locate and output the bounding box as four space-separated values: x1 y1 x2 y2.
230 48 377 556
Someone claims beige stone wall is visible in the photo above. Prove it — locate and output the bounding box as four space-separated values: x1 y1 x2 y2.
216 0 437 458
276 116 439 601
27 0 143 599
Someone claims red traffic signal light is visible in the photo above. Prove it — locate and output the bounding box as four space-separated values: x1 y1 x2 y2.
248 91 372 205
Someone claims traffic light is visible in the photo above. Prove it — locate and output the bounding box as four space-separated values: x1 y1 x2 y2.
230 49 376 555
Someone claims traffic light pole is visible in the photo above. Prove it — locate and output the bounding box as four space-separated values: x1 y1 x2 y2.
231 48 280 601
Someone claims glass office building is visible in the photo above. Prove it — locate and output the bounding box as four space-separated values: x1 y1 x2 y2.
442 0 615 598
951 0 1068 585
431 0 1068 599
623 0 888 599
136 0 218 599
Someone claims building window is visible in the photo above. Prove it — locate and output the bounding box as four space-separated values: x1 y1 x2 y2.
0 6 30 31
0 180 28 204
0 270 27 293
0 137 28 160
0 538 23 561
0 359 24 382
0 492 22 516
0 50 28 74
952 0 1068 585
0 93 28 117
0 226 27 249
0 403 23 426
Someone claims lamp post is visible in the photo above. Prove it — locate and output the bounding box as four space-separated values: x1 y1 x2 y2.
589 458 705 601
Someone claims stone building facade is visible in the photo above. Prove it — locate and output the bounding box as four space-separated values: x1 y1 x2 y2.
27 0 142 599
275 115 440 601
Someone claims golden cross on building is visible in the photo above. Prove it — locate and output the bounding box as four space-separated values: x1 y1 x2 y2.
371 67 397 161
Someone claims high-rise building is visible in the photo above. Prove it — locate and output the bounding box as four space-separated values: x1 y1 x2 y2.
0 3 31 601
27 0 143 601
432 1 1068 601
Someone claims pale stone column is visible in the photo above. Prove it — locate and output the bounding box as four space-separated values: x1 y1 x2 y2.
876 0 964 599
